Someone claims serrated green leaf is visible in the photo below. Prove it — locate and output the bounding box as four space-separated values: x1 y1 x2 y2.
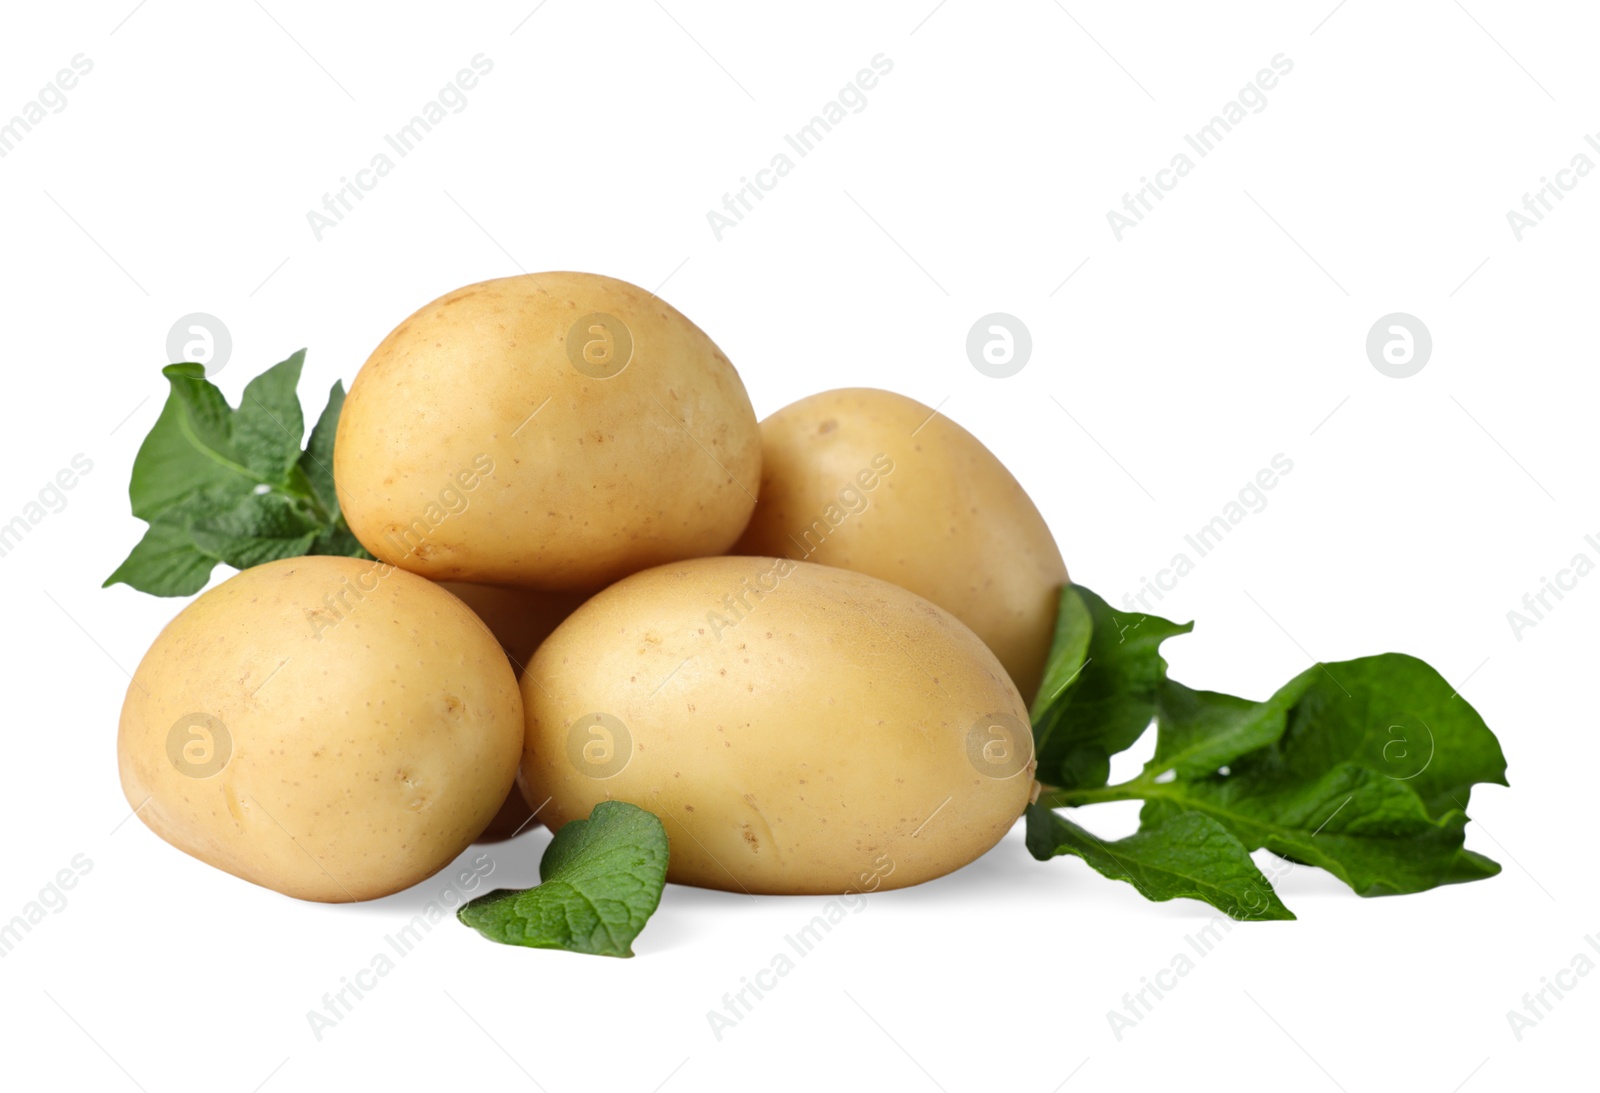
1146 676 1314 781
458 801 669 957
1139 762 1480 897
232 351 307 484
109 352 373 596
189 492 322 570
127 365 254 521
1136 654 1508 897
1026 804 1295 921
1264 654 1509 818
1032 586 1192 790
309 522 371 559
1029 583 1092 721
1439 848 1503 886
102 515 221 597
299 381 345 517
1030 585 1510 912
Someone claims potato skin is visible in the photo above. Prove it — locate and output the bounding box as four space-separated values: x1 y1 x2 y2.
334 271 761 592
732 388 1067 702
117 557 523 902
519 557 1035 894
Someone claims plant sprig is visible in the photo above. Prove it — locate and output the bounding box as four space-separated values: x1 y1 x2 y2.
105 351 369 596
1026 586 1509 919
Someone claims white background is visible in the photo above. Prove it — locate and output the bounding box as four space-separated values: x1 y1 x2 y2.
0 1 1593 1089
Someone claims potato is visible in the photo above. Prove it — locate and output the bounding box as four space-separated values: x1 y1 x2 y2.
732 388 1067 701
334 271 761 592
118 557 524 902
519 556 1035 894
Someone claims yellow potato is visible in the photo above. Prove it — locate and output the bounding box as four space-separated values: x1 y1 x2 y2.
733 388 1067 701
334 271 761 592
118 557 524 902
520 556 1035 894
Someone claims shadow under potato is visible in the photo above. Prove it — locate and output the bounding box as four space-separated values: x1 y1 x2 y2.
474 787 540 843
334 812 551 917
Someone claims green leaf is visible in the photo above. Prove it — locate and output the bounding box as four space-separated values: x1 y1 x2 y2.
1028 583 1092 721
1133 654 1508 897
1147 676 1314 781
1030 585 1510 912
299 381 346 517
1260 654 1509 818
1025 804 1295 921
1031 586 1192 790
458 801 670 957
108 352 373 596
232 351 307 484
127 365 254 521
1440 848 1503 886
102 515 221 597
309 522 371 559
1140 762 1480 897
189 493 322 570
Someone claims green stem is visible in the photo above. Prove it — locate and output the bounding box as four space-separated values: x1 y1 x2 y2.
175 403 332 525
1040 774 1170 810
279 465 329 523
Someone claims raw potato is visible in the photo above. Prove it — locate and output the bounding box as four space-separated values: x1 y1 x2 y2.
519 557 1035 894
334 271 762 592
733 388 1068 702
118 557 524 902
